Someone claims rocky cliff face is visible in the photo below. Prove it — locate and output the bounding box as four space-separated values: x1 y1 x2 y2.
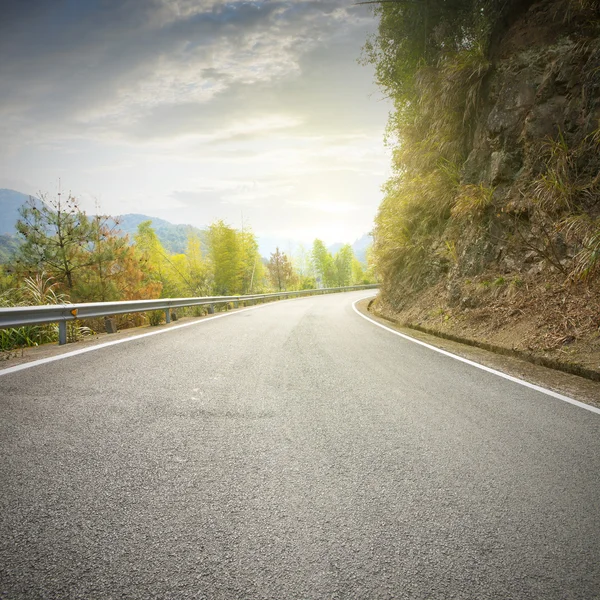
375 0 600 373
461 0 599 275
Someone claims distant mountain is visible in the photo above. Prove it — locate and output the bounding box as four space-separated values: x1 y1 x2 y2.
327 234 372 264
0 189 31 235
328 242 344 255
0 189 208 258
350 233 372 264
114 214 207 255
0 189 32 263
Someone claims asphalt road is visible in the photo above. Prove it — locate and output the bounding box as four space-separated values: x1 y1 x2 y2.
1 290 599 600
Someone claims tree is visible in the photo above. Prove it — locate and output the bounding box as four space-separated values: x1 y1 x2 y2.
360 1 501 291
134 220 198 298
0 234 21 265
351 257 367 284
333 244 354 287
16 193 94 294
289 244 315 289
267 247 294 291
238 229 263 294
134 220 172 294
206 220 242 295
0 264 18 299
361 0 496 104
111 245 162 300
74 215 130 302
293 244 312 277
15 195 163 303
185 233 211 296
312 239 335 288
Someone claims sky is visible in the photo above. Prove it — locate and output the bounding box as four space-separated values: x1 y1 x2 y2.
0 0 390 253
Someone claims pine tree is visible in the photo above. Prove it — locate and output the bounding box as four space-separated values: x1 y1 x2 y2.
74 215 129 302
15 193 93 295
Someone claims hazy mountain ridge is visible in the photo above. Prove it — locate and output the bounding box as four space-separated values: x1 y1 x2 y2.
114 213 207 255
0 190 32 236
326 234 371 264
0 191 208 259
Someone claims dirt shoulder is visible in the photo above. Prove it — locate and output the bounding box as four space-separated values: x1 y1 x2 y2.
375 271 600 374
356 297 600 410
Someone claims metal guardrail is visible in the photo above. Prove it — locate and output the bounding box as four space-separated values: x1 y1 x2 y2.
0 284 379 345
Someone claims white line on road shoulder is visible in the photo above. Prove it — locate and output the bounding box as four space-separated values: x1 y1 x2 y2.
352 297 600 415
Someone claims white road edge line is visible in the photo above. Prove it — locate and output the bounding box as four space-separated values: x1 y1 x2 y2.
352 297 600 416
0 301 280 377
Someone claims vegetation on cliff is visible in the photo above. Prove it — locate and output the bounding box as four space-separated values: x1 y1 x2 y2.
364 0 600 367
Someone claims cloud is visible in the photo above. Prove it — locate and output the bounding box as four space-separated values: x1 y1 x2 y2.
0 1 376 140
0 0 390 245
288 199 360 214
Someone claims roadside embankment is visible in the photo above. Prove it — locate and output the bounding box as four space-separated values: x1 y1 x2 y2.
357 296 600 409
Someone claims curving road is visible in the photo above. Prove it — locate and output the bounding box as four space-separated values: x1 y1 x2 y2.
1 290 599 599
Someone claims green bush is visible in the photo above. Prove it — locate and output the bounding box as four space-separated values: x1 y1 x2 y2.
147 310 164 326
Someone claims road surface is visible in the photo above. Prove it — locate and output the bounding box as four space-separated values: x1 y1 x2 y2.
1 291 599 599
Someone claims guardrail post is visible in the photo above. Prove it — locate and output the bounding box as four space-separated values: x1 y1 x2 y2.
58 321 67 345
104 317 117 334
165 309 171 324
208 304 215 314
